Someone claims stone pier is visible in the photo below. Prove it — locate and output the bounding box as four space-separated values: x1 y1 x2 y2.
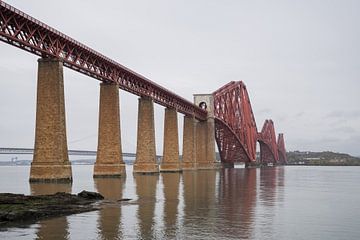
194 94 216 169
182 115 197 170
93 82 125 177
30 58 72 182
133 97 159 174
160 108 181 172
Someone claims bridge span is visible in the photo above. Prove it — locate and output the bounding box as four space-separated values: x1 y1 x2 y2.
0 1 287 182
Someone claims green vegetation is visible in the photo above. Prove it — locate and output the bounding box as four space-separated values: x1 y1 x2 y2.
287 151 360 166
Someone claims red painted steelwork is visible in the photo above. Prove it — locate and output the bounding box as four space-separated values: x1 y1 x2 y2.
0 1 207 120
258 120 279 164
213 81 257 163
277 133 287 164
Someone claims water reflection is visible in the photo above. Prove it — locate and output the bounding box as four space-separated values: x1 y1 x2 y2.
217 168 257 239
30 183 72 240
134 174 159 239
257 167 285 238
162 172 181 238
34 217 69 240
182 170 217 238
30 182 72 195
3 166 360 240
276 167 285 203
259 167 285 205
260 168 277 205
94 178 125 240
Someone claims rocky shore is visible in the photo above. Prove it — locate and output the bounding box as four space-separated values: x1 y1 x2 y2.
0 191 104 226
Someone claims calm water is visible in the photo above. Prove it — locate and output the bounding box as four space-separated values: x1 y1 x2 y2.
0 165 359 240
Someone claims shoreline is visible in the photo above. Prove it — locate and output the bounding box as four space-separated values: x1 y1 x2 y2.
0 191 104 227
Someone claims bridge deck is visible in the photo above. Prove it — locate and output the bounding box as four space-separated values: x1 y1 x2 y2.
0 1 207 120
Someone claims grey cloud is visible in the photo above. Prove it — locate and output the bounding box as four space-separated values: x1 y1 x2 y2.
294 112 305 118
326 110 360 119
318 136 341 144
258 108 272 114
289 135 360 156
333 126 357 134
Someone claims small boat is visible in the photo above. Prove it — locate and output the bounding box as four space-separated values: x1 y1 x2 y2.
234 163 245 168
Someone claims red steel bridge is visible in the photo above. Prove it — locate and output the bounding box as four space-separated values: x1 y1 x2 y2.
213 81 287 165
0 1 286 170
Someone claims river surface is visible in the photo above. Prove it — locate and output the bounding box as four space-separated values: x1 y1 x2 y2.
0 165 359 240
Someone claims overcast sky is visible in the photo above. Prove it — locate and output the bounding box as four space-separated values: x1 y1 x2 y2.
0 0 359 156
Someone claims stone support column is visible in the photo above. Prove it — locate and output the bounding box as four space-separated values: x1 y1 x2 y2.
30 58 72 182
160 108 181 172
133 97 159 173
195 120 207 168
205 117 217 166
182 115 197 170
195 119 216 169
194 94 216 169
93 82 125 177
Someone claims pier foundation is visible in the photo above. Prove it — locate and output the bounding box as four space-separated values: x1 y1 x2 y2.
93 82 125 177
160 108 181 172
30 58 72 182
194 94 216 169
182 115 197 170
133 97 159 174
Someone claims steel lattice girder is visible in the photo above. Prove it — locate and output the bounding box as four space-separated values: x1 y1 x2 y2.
277 133 287 164
258 119 279 163
213 81 258 163
0 1 207 120
214 118 251 163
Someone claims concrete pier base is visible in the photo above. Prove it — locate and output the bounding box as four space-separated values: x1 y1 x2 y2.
30 165 72 183
193 94 217 170
160 108 181 172
30 58 72 182
182 115 197 170
93 164 126 178
133 97 159 174
93 82 125 177
195 120 216 169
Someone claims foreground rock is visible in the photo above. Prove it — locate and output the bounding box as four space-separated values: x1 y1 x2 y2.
0 191 104 225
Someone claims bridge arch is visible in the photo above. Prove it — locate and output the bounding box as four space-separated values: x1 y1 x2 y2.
277 133 288 164
213 81 257 163
257 120 279 164
214 118 251 163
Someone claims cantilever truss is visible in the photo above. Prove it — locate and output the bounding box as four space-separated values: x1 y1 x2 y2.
213 81 258 163
258 120 279 163
277 133 287 164
0 1 288 164
0 1 207 120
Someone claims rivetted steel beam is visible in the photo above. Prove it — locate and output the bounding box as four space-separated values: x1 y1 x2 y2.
213 81 258 163
0 1 207 120
277 133 288 164
258 119 279 163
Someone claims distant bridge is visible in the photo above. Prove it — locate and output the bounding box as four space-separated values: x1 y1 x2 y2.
0 148 157 159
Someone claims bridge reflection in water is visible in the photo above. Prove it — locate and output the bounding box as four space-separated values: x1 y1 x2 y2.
30 183 72 240
134 174 159 239
217 168 257 239
94 178 125 239
4 166 285 239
